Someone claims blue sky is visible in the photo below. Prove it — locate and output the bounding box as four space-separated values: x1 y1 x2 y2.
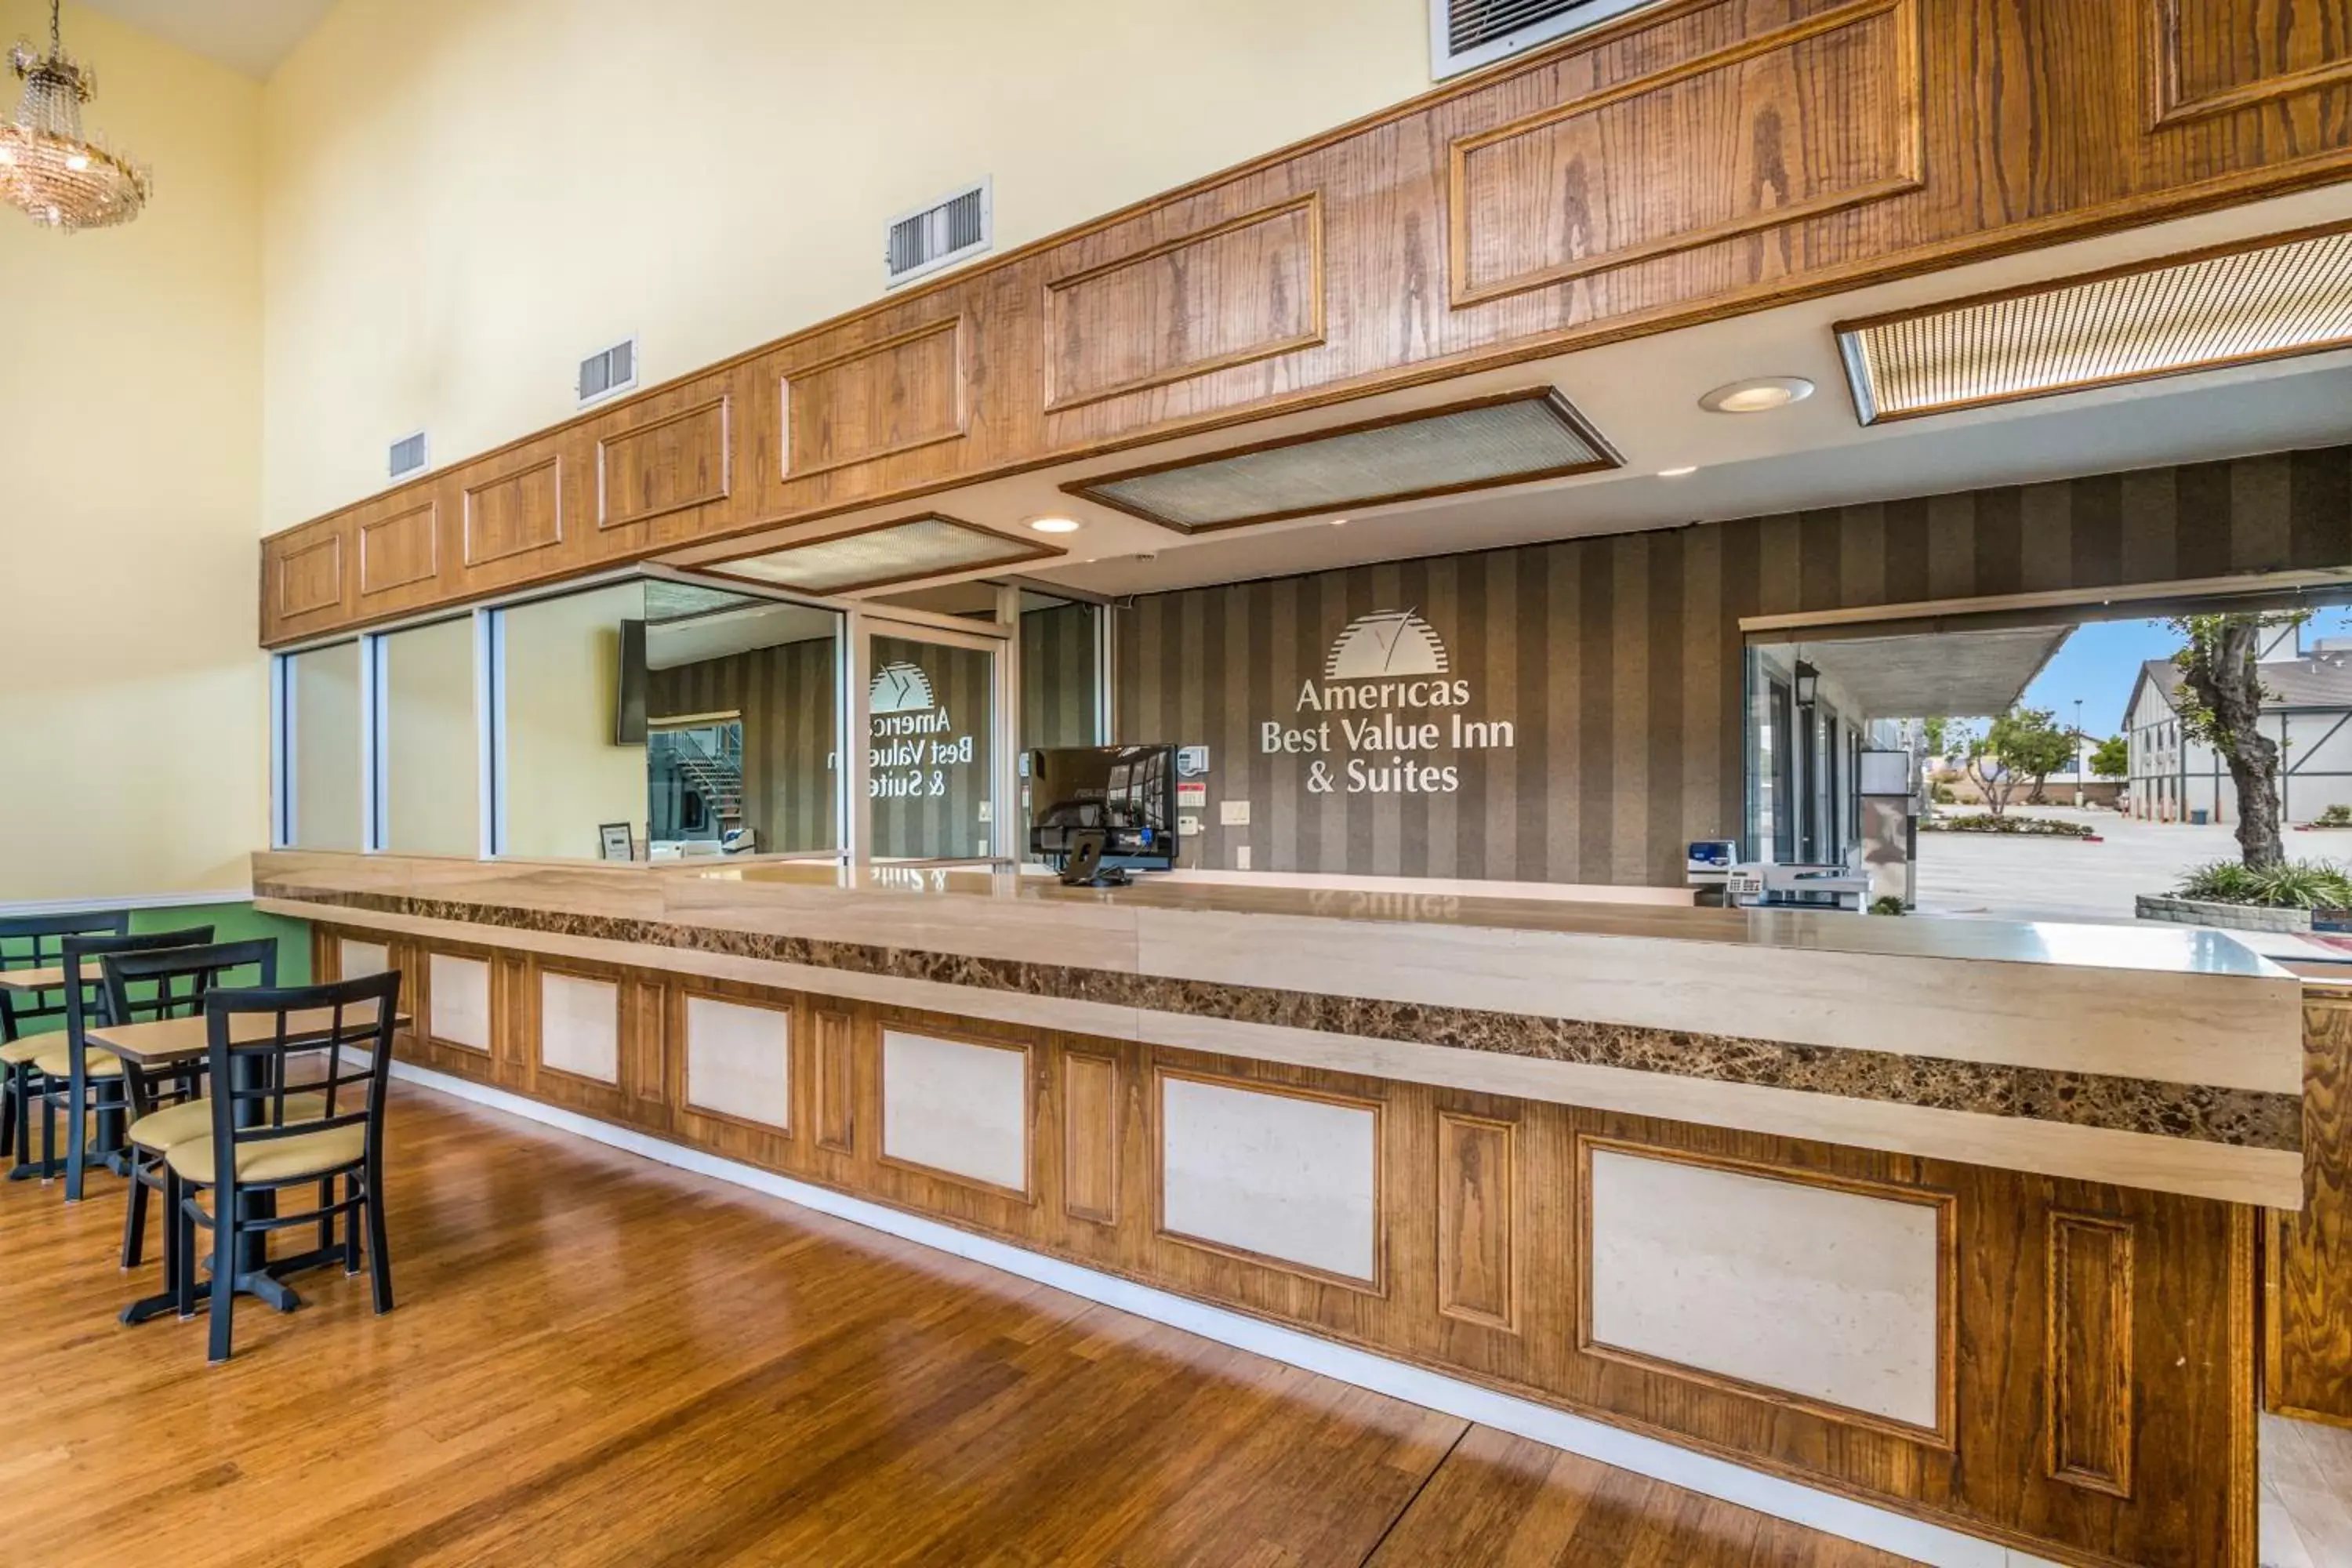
2020 606 2352 739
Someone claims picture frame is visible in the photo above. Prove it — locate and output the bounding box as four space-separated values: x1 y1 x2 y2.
598 822 635 862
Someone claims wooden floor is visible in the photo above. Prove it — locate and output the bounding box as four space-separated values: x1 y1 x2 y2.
0 1085 1924 1566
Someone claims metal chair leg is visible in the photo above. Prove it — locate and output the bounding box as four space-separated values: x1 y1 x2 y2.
206 1198 236 1363
172 1178 197 1322
122 1159 148 1269
0 1065 14 1160
342 1174 361 1274
64 1066 87 1201
363 1160 394 1315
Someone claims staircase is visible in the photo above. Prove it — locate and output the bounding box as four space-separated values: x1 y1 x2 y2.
667 726 745 829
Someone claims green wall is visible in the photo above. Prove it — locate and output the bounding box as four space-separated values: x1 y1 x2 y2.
9 902 310 1037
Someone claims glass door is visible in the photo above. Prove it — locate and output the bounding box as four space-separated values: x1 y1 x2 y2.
855 614 1006 862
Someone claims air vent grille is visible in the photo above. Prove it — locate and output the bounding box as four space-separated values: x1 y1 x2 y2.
388 430 428 480
1836 222 2352 424
1432 0 1664 78
885 179 992 288
578 337 637 406
1065 389 1620 533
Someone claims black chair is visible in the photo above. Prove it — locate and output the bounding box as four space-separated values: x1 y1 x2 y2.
0 911 128 1176
96 939 274 1273
29 927 216 1196
172 971 401 1364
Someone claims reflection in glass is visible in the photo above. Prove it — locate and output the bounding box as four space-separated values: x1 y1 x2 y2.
868 633 993 859
643 591 839 857
287 641 361 850
1018 594 1100 751
378 616 477 857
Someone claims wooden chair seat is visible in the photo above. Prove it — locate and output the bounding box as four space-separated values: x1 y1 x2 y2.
169 1122 365 1188
0 1038 45 1066
129 1094 325 1154
31 1043 120 1079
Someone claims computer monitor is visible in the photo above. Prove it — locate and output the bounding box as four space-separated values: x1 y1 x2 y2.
1027 746 1178 874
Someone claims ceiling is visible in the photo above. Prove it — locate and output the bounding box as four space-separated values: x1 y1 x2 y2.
79 0 332 78
1777 624 2075 720
658 183 2352 604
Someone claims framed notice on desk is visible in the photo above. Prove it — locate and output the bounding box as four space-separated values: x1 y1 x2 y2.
598 823 634 862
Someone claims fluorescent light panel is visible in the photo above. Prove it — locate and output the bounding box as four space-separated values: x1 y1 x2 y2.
1064 388 1620 532
1838 222 2352 424
710 514 1062 596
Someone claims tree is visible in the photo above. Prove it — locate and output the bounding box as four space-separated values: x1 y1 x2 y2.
2090 735 2129 779
2168 611 2306 869
1987 707 2076 806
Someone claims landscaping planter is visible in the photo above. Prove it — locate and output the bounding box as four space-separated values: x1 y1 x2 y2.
2133 894 2312 933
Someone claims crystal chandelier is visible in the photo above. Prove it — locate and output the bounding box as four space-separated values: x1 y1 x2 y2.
1 0 150 231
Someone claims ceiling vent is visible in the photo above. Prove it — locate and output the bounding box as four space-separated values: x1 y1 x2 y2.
1836 220 2352 424
1064 387 1621 534
708 512 1062 596
885 178 991 289
577 336 637 407
1431 0 1668 79
387 430 428 481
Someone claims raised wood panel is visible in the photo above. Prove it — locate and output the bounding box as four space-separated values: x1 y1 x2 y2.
308 919 2256 1566
814 1006 855 1154
260 0 2352 645
1450 0 1924 306
598 397 730 531
1063 1051 1120 1225
2154 0 2352 124
2268 990 2352 1426
781 318 967 480
1436 1112 1516 1331
2047 1212 2136 1497
1044 196 1324 412
463 456 564 567
274 529 345 622
358 500 439 597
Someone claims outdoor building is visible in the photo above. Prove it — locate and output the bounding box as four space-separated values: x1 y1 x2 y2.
2122 634 2352 824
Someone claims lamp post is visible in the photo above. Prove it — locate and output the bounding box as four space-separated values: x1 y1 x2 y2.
2073 698 2085 808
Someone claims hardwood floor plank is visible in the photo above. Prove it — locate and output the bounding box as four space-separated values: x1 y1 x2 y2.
0 1085 1933 1567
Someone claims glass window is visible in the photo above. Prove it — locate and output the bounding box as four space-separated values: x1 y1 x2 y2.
496 581 649 860
376 616 478 857
644 587 840 858
868 630 996 860
285 641 362 850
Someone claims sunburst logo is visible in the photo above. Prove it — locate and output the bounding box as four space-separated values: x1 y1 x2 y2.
869 662 935 715
1324 610 1448 680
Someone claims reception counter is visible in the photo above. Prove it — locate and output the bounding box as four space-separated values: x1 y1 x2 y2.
252 848 2304 1568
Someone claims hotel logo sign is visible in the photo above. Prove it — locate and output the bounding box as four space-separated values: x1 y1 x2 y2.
1261 611 1516 794
868 659 971 798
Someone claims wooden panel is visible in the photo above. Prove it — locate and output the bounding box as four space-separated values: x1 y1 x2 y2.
1063 1051 1120 1225
1436 1112 1516 1331
598 397 730 530
2047 1211 2136 1497
274 529 344 621
2154 0 2352 124
2268 989 2352 1426
1044 196 1324 412
463 456 564 566
814 1006 855 1154
358 500 439 597
781 318 966 480
1450 0 1923 306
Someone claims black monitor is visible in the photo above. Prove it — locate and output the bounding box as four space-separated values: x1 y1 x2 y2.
1028 746 1178 877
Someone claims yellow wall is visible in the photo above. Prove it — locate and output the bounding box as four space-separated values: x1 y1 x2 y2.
258 0 1428 529
0 2 263 901
499 583 646 860
381 615 479 857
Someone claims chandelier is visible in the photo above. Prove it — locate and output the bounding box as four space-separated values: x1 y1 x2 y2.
2 0 150 231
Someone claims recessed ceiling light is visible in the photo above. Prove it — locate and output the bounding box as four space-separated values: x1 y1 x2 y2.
1698 377 1815 415
1029 516 1081 534
1657 466 1698 477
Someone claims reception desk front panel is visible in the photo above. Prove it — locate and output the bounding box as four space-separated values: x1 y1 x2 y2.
302 911 2259 1568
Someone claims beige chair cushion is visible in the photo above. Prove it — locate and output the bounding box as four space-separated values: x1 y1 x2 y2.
129 1094 328 1155
168 1121 366 1187
0 1038 45 1066
30 1044 121 1079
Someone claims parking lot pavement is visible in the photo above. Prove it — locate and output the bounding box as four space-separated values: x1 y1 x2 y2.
1913 804 2352 925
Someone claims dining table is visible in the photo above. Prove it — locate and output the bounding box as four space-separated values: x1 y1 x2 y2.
88 1003 409 1327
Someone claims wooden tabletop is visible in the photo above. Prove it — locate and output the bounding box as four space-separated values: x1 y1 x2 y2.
89 1005 408 1068
0 961 100 994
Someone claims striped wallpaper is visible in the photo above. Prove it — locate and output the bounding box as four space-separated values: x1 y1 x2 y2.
869 633 995 859
1116 444 2352 886
646 637 838 855
1020 601 1101 752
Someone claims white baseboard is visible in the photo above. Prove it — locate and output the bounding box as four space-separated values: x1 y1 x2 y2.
388 1060 2058 1568
0 889 253 918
